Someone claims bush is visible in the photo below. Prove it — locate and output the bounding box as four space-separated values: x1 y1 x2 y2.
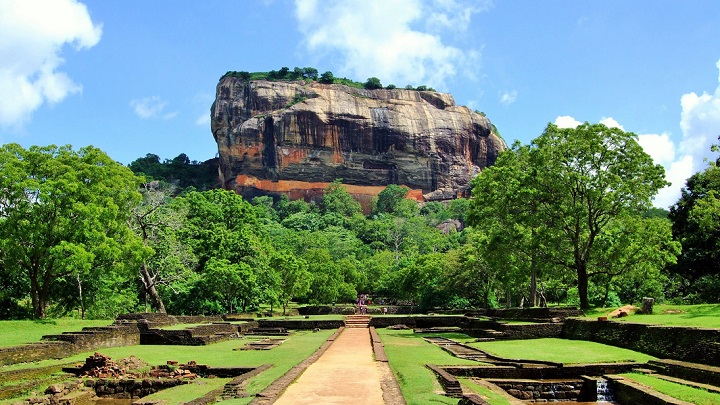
319 71 334 84
364 77 383 89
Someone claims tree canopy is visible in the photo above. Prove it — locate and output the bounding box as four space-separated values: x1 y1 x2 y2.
0 144 144 318
469 123 673 309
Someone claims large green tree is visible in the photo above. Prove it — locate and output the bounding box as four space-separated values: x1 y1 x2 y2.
668 139 720 301
470 123 669 309
0 144 143 318
131 182 196 313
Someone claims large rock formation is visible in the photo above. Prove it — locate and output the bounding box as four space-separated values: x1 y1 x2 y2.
211 76 505 208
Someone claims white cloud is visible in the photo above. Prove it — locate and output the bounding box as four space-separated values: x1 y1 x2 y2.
653 155 695 209
599 117 625 130
0 0 101 128
554 115 582 129
637 132 675 166
499 90 517 106
294 0 487 89
130 96 177 120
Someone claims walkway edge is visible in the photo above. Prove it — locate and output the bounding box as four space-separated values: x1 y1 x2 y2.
371 327 407 405
249 327 344 405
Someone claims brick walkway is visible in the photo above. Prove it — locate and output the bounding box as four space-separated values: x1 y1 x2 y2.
273 327 385 405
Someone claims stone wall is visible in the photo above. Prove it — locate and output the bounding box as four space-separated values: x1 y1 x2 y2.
607 375 689 405
487 378 583 401
467 307 583 321
495 323 563 340
562 319 720 366
0 326 140 367
140 323 239 345
86 378 187 398
0 342 74 366
442 363 639 379
298 306 421 315
175 315 223 323
256 319 344 330
114 313 178 329
369 315 470 329
649 359 720 387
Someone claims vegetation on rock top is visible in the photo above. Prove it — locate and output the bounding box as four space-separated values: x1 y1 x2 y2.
221 66 436 92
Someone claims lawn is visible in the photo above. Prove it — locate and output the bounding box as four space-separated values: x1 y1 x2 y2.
459 378 511 405
0 319 112 348
377 329 480 405
469 338 655 364
619 372 720 405
580 304 720 328
0 329 334 404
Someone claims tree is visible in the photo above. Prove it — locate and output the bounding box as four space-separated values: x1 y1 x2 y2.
301 67 318 80
319 71 335 84
204 258 256 313
590 215 679 305
668 139 720 300
470 123 669 309
0 144 143 318
131 181 196 313
364 77 383 90
320 179 362 217
271 251 310 315
374 185 416 216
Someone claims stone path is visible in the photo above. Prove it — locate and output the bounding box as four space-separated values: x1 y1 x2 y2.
273 327 388 405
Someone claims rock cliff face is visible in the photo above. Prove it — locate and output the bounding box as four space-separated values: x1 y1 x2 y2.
211 77 506 208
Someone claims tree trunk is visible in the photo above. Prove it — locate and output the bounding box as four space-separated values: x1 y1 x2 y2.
530 256 538 307
76 274 85 320
30 273 42 319
576 263 590 310
140 262 166 313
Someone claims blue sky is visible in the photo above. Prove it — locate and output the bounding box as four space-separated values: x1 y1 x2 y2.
1 0 719 208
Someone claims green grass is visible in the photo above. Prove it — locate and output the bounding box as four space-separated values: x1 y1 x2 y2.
377 329 480 405
0 319 112 348
1 329 333 404
578 304 720 328
140 377 230 403
469 338 655 364
459 378 511 405
620 372 720 405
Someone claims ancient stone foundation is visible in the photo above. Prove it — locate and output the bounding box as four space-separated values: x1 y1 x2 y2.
562 318 720 366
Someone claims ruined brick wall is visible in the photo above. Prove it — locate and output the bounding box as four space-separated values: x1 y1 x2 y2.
174 315 223 323
255 320 344 330
368 315 470 328
0 327 140 366
497 323 563 339
0 342 74 366
442 363 638 379
562 319 720 366
298 305 421 315
468 307 583 320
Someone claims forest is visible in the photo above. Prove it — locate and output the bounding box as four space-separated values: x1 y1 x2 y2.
0 123 718 319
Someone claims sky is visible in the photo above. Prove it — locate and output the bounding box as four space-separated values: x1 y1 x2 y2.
1 0 719 209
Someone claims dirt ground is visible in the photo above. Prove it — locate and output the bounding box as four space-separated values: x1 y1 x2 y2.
273 328 386 405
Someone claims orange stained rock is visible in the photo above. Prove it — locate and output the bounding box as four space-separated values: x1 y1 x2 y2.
235 174 424 202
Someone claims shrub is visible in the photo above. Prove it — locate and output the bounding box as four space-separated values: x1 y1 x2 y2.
364 77 383 89
319 71 335 84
